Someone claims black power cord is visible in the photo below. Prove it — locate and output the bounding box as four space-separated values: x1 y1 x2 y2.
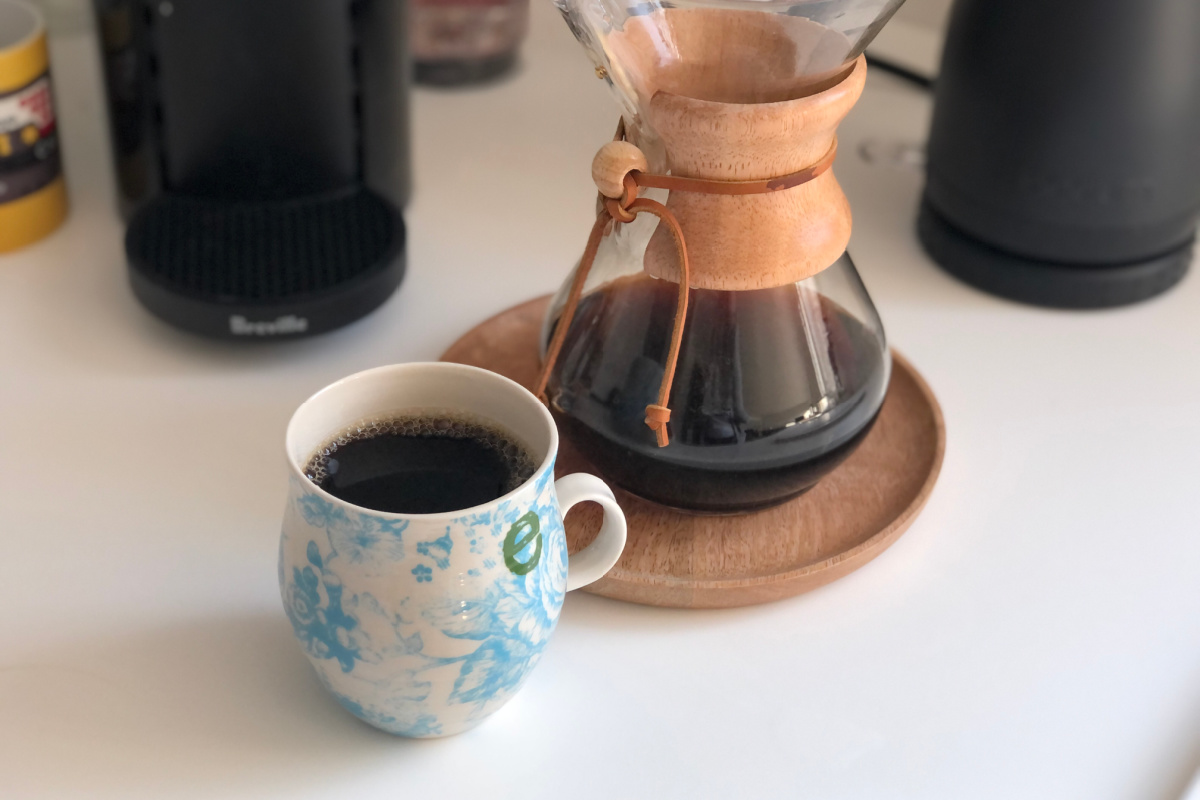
864 54 935 91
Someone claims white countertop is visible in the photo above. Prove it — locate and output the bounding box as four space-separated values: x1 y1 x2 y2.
3 3 1200 798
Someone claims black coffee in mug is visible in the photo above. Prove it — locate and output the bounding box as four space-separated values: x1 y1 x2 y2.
304 414 537 514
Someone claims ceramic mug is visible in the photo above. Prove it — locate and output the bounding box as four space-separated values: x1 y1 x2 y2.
279 362 627 737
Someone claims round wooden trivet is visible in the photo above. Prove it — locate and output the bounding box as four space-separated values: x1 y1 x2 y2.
442 296 945 609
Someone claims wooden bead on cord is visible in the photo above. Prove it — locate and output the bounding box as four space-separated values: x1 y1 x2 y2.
592 140 648 200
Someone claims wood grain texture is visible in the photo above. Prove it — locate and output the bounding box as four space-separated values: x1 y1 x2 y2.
592 141 648 200
442 296 946 609
604 8 867 291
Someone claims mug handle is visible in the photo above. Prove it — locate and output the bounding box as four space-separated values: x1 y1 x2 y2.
554 473 628 591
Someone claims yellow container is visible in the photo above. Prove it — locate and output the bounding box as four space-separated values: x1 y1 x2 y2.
0 0 68 253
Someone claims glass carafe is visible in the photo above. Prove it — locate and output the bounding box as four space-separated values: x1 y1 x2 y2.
543 0 903 515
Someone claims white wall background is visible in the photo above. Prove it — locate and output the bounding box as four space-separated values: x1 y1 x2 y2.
29 0 92 33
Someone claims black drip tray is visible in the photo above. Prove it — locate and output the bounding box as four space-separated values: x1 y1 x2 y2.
125 187 405 339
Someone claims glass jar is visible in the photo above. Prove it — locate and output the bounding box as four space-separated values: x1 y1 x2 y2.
412 0 528 85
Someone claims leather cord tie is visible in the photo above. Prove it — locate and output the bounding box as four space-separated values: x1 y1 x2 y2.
535 121 838 448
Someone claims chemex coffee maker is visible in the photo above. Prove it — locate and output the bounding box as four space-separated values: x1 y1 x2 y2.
539 0 905 514
444 0 946 608
94 0 410 338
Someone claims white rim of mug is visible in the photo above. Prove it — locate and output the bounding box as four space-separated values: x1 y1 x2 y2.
0 0 45 54
286 362 560 522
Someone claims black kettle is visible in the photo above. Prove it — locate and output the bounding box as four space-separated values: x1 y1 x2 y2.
919 0 1200 308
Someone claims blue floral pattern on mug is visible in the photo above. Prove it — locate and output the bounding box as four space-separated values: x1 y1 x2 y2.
279 467 568 737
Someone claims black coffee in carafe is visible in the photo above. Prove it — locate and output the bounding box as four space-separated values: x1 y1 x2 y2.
547 274 889 514
304 414 536 514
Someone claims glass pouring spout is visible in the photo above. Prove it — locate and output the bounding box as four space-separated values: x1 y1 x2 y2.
554 0 905 120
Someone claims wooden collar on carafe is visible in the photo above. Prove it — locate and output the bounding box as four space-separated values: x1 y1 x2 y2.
535 57 866 448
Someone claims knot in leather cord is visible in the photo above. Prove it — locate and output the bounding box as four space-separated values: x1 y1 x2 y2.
604 198 637 224
644 404 671 448
603 173 640 223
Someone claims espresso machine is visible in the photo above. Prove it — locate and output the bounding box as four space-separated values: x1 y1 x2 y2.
94 0 411 338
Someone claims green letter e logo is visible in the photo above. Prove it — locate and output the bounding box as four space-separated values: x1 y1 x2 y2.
503 511 543 576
